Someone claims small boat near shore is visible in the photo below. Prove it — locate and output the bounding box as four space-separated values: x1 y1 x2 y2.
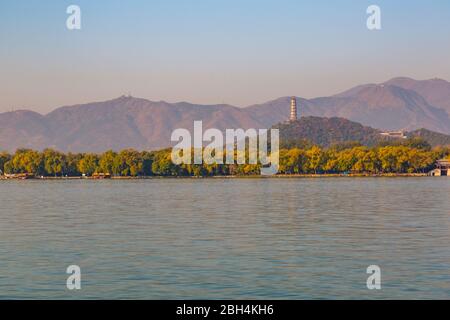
91 173 112 179
4 173 35 180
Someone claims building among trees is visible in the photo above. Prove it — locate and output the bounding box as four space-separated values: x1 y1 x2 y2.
290 97 298 121
380 131 407 139
429 159 450 176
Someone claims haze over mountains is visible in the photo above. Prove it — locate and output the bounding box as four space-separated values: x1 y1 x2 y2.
1 77 450 152
247 77 450 133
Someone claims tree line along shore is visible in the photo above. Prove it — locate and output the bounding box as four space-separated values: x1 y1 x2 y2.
0 138 449 178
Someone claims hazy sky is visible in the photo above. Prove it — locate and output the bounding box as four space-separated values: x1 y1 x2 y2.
1 0 450 113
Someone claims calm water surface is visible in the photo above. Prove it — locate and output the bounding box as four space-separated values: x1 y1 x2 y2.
0 178 449 299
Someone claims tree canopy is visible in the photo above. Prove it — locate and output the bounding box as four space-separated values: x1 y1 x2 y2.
0 143 447 177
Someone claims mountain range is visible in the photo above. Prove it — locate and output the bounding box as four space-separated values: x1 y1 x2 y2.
1 77 450 152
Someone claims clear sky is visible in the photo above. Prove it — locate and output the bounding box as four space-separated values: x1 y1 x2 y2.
1 0 450 113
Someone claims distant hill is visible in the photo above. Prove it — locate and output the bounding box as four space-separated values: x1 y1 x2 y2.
408 128 450 147
274 117 450 148
0 96 265 152
2 77 450 152
332 83 450 133
384 77 450 114
248 80 450 134
273 117 387 148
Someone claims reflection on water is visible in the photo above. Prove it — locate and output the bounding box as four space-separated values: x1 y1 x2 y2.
0 178 449 299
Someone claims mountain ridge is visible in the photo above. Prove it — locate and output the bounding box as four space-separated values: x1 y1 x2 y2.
2 77 450 152
274 116 450 148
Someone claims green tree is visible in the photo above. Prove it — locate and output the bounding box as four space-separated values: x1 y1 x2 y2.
5 149 44 175
284 148 308 174
65 153 83 176
98 150 118 175
306 146 324 173
77 153 99 176
43 148 67 176
378 146 397 173
152 150 176 176
117 149 143 176
141 151 155 176
0 152 11 175
404 137 431 151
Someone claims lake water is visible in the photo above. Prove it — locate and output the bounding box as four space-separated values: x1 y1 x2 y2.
0 178 449 299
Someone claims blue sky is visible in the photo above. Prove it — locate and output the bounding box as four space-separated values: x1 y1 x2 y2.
1 0 450 113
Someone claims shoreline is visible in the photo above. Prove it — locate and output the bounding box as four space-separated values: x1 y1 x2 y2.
0 173 433 180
